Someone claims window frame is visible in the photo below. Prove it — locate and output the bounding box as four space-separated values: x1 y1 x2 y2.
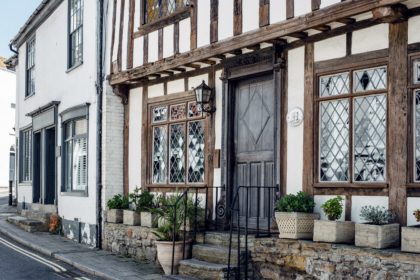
314 61 389 186
409 53 420 184
67 0 84 71
19 128 32 183
26 36 36 98
143 0 191 25
146 92 208 188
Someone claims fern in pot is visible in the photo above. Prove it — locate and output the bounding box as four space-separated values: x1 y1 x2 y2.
355 206 399 249
313 196 355 244
402 209 420 253
275 191 319 239
107 194 130 223
151 189 205 275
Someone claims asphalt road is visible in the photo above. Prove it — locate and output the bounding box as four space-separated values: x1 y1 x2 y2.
0 193 99 280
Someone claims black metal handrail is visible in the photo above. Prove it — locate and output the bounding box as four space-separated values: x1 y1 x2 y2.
227 185 279 280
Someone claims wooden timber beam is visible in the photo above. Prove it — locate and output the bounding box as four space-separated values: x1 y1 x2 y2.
246 44 261 51
108 0 407 85
200 60 217 65
336 18 356 24
185 64 201 68
227 50 242 55
172 67 186 72
289 32 308 39
157 71 174 75
372 4 408 23
212 54 226 59
265 38 287 45
313 25 331 32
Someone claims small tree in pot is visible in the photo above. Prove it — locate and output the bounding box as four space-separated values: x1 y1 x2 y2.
401 209 420 253
275 191 319 239
313 196 355 244
129 186 159 227
107 194 130 223
151 190 204 275
355 206 399 249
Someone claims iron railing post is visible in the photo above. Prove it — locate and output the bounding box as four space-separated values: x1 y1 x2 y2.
171 205 176 275
268 187 271 236
215 187 218 231
205 187 208 232
236 191 240 280
183 189 188 260
245 187 249 280
194 188 198 244
257 187 260 238
227 210 234 280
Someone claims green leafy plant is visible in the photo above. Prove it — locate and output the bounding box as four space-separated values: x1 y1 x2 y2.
107 194 130 210
129 186 158 213
151 188 205 241
360 205 396 225
319 196 344 221
277 191 315 213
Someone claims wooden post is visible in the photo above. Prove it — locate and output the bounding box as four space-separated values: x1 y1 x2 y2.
143 33 148 64
158 28 163 60
211 0 218 43
117 0 126 72
234 0 242 36
127 0 135 69
141 87 148 189
124 100 130 198
110 0 117 73
259 0 269 28
190 0 197 50
174 22 180 54
303 43 314 197
286 0 294 19
311 0 320 11
388 20 408 226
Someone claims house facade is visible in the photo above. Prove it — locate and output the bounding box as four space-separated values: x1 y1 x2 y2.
8 0 105 246
105 0 420 232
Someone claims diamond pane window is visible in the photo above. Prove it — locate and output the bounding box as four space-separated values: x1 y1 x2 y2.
320 73 349 97
170 104 187 121
354 95 386 182
354 67 387 92
414 59 420 85
188 120 205 183
153 126 168 183
320 100 349 181
188 102 202 118
415 91 420 181
169 124 186 183
153 106 168 123
145 0 190 24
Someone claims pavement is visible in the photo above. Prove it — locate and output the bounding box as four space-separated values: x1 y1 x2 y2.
0 191 165 280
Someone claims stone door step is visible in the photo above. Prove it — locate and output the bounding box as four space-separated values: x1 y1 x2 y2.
163 275 200 280
204 231 256 250
7 216 49 233
178 259 237 280
192 244 246 266
21 210 52 223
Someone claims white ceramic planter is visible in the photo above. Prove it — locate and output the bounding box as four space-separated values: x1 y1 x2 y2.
313 220 355 244
107 209 123 223
401 226 420 253
156 239 192 275
123 210 141 226
355 223 400 249
141 212 158 228
275 212 319 239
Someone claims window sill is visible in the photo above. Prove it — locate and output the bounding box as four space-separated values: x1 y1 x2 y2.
19 182 32 186
24 93 35 100
61 191 88 197
134 6 192 38
66 61 83 73
313 183 388 189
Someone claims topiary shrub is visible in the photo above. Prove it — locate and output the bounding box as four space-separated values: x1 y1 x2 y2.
360 205 395 225
277 191 315 213
319 196 344 221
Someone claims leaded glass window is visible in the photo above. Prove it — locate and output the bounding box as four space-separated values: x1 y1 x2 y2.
414 59 420 85
20 129 32 182
150 100 205 185
317 66 387 184
415 91 420 181
69 0 83 68
354 67 387 92
320 100 349 181
320 73 349 97
64 118 88 190
145 0 190 24
26 37 35 97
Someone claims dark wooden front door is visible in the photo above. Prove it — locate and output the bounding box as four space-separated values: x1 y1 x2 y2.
44 128 55 205
233 75 275 230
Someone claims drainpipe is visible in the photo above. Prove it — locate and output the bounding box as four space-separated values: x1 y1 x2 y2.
9 45 18 55
96 0 104 250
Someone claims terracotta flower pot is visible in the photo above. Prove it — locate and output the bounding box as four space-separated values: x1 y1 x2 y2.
275 212 319 239
155 239 192 275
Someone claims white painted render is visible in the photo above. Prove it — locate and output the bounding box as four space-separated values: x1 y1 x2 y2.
408 15 420 44
121 0 130 71
243 0 259 33
407 197 420 226
320 0 341 9
0 68 16 188
314 34 346 62
197 0 210 48
129 87 142 195
112 0 121 62
168 79 185 94
218 0 234 41
148 30 159 63
189 74 208 90
148 83 164 98
270 0 287 24
179 18 191 54
294 0 312 17
133 37 144 68
215 70 223 151
286 47 304 195
314 195 346 221
352 24 389 55
163 25 174 58
134 0 141 30
403 0 420 9
351 196 389 224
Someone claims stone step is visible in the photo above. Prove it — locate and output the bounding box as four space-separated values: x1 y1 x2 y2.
192 244 247 266
8 216 26 226
30 203 57 214
21 210 52 224
204 231 256 250
178 259 237 280
163 276 200 280
7 216 49 233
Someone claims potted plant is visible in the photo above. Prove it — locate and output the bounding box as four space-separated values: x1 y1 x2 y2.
152 190 204 275
107 194 130 223
355 205 399 249
275 191 319 239
129 186 159 227
401 209 420 253
313 196 355 244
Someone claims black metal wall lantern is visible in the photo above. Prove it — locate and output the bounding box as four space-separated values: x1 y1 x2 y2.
194 80 216 114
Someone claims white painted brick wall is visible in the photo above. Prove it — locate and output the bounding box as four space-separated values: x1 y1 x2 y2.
102 81 124 209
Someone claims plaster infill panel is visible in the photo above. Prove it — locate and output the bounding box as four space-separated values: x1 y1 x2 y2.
179 18 191 54
270 0 286 24
189 74 209 90
129 87 142 194
163 25 174 58
352 24 389 55
286 47 305 195
197 0 210 48
320 0 341 9
148 30 159 63
167 79 185 94
351 196 389 224
294 0 311 18
314 35 346 62
409 16 420 44
148 84 164 98
112 0 122 62
218 0 234 41
121 0 130 71
133 37 144 68
215 70 223 150
243 0 259 33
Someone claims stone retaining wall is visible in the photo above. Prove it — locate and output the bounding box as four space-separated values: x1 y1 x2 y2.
252 238 420 280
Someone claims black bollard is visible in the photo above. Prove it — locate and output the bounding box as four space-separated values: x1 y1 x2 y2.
8 180 12 206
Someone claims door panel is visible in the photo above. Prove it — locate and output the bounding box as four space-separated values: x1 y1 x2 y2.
45 128 55 205
33 133 41 203
233 76 275 230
